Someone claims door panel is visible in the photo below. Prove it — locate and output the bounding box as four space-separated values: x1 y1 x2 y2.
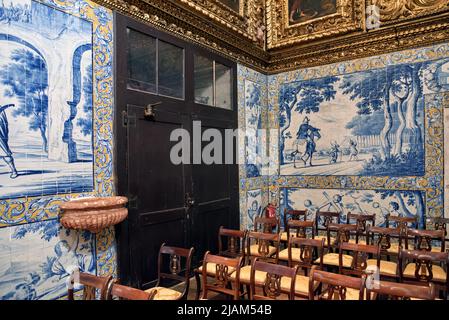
127 104 189 287
190 116 239 264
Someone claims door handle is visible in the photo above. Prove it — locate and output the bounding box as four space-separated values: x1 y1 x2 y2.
144 102 162 120
185 193 195 208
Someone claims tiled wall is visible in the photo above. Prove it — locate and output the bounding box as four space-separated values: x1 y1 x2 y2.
0 0 115 300
239 42 449 232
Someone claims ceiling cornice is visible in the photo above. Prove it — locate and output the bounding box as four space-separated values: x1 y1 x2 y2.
95 0 449 74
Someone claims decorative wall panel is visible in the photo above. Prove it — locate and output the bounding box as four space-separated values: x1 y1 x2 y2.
264 42 449 228
0 0 115 300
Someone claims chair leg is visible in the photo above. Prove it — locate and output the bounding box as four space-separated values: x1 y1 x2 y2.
194 271 201 300
245 284 251 300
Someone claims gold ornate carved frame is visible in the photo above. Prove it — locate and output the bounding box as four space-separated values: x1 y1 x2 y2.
266 0 365 49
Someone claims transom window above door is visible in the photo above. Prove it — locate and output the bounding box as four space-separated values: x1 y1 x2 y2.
194 55 233 110
127 28 185 99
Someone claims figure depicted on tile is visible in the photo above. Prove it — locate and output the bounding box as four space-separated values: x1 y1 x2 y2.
0 103 18 178
279 59 449 176
288 0 336 25
246 189 262 231
0 219 95 300
280 188 426 229
0 0 94 199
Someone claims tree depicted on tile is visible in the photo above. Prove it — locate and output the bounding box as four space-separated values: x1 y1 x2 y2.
245 80 264 178
0 0 94 199
279 59 449 177
0 220 95 300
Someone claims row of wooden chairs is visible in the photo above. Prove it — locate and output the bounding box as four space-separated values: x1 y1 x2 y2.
67 243 194 300
200 251 438 300
195 225 449 299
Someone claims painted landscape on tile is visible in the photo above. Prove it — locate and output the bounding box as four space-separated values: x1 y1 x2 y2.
280 187 425 229
288 0 336 25
279 59 449 176
0 0 94 199
0 219 95 300
245 80 263 178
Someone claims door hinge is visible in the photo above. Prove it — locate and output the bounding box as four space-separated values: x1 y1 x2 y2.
122 110 136 127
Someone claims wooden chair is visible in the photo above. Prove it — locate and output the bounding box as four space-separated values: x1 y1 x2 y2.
314 211 340 247
405 228 446 253
346 213 376 245
338 242 381 278
278 220 314 264
365 280 436 300
145 243 194 300
368 226 401 278
67 271 112 300
282 238 325 299
308 266 366 300
231 231 280 298
107 281 156 300
386 214 417 234
253 216 280 234
200 252 243 300
281 209 307 242
321 223 357 269
194 227 247 299
429 217 449 252
399 249 449 299
250 259 298 300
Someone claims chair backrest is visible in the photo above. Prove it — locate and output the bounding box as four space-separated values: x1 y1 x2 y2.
289 237 325 274
254 216 280 234
346 213 376 243
339 242 380 277
309 266 366 300
157 243 194 299
246 231 280 263
368 226 402 255
286 220 314 240
399 249 449 286
315 211 340 235
107 281 155 300
429 217 449 238
283 209 307 230
218 227 247 259
327 223 358 247
250 259 298 300
406 228 445 252
365 280 436 300
386 214 417 234
67 271 112 300
201 251 242 300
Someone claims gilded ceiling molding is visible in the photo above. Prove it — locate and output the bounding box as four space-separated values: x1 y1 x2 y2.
266 0 365 49
175 0 266 47
267 16 449 73
93 0 268 71
371 0 449 23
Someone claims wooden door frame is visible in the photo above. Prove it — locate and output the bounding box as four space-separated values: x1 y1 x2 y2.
114 12 238 286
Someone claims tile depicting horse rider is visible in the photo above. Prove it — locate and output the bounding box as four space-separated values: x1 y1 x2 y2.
280 187 426 229
279 58 449 176
0 219 95 300
0 0 94 199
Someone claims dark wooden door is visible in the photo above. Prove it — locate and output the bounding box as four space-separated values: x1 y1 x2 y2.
115 13 238 288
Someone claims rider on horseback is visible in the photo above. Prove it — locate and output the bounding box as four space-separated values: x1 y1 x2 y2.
291 116 320 168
